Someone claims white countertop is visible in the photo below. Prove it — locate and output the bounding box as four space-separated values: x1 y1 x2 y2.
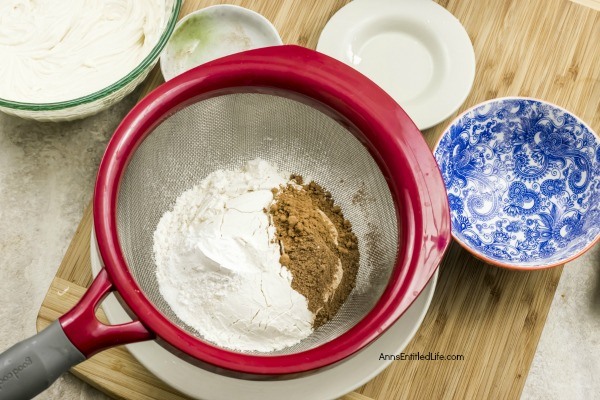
0 92 598 400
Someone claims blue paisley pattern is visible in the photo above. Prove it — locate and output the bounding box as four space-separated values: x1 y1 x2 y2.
434 98 600 266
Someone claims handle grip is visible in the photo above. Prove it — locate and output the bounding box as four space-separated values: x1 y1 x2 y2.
0 268 153 399
0 321 85 400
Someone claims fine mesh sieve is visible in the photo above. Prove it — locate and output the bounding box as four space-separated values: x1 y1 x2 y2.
117 92 398 354
89 45 450 376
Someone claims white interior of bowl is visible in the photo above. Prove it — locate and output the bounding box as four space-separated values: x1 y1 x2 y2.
161 5 282 81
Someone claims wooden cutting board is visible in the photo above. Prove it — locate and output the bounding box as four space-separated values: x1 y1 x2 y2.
37 0 600 399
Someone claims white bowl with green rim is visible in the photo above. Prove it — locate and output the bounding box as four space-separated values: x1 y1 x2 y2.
0 0 182 122
160 5 283 81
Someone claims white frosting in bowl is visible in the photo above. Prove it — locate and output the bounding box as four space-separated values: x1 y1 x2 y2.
0 0 165 103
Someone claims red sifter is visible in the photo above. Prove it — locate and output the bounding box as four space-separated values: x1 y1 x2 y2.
0 45 450 399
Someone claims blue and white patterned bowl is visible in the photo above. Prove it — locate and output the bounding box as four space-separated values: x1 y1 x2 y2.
434 97 600 269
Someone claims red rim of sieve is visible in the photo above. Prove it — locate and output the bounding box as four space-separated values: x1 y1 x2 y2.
59 45 451 376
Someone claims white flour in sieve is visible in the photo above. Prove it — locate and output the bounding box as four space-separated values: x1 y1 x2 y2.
153 158 314 352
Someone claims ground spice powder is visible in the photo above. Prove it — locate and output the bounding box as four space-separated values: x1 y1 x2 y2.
269 176 359 328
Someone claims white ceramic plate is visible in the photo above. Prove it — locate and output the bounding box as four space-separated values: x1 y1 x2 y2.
317 0 475 130
160 5 282 81
91 231 438 400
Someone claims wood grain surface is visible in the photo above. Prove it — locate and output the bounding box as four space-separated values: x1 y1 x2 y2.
37 0 600 399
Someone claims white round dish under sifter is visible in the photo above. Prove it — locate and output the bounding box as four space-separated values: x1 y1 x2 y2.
91 230 438 400
317 0 476 130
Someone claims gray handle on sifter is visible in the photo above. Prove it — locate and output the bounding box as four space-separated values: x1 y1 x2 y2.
0 321 85 400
